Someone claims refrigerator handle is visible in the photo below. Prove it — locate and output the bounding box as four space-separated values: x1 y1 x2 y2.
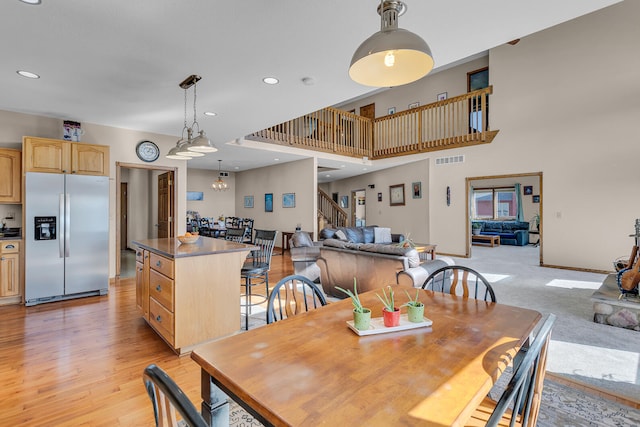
65 193 71 258
59 193 65 258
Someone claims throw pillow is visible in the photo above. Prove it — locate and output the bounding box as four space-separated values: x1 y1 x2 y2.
290 231 313 248
334 230 348 241
374 227 392 244
405 249 420 268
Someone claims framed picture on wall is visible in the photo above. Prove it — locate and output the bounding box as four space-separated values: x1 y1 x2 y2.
532 195 540 203
340 195 349 208
282 193 296 208
265 193 273 212
412 182 422 199
389 184 405 206
187 191 203 201
378 192 382 202
523 186 533 195
244 195 254 208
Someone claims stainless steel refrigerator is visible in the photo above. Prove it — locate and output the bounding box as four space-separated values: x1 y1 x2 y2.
25 172 109 306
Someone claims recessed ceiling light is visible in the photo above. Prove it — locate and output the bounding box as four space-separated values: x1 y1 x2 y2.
234 166 239 170
204 111 217 117
363 168 368 171
340 165 345 168
263 77 279 85
274 158 280 161
19 0 42 4
17 70 40 79
325 174 331 178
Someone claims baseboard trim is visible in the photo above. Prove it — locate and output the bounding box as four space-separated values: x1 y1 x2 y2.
546 372 640 409
541 263 610 275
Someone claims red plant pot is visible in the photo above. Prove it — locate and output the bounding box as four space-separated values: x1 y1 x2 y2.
382 308 400 327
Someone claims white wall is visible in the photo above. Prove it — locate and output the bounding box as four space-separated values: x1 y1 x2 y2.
321 160 430 242
186 168 236 220
235 158 316 243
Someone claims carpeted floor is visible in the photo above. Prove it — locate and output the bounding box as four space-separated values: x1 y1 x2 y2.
452 244 640 401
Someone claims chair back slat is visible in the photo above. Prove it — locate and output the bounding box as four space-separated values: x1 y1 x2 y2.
267 275 327 323
224 227 245 243
486 314 556 427
251 229 277 268
143 364 208 427
422 265 497 302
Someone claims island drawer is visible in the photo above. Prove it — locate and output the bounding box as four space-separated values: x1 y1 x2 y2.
149 269 174 311
149 297 174 344
150 252 174 279
135 248 147 263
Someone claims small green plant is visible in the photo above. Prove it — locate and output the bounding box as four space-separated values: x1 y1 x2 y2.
401 289 424 308
376 286 398 312
396 232 416 248
336 278 368 313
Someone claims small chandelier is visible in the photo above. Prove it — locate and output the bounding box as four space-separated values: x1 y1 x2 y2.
211 160 229 191
166 74 217 159
349 1 434 87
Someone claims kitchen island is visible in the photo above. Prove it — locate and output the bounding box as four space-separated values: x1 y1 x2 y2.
133 237 256 355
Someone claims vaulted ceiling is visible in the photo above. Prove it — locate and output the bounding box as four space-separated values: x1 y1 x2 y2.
1 0 621 177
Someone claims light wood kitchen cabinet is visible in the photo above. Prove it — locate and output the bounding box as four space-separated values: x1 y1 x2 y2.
23 136 109 176
147 252 175 346
135 248 149 320
0 241 20 299
133 238 254 355
0 149 21 203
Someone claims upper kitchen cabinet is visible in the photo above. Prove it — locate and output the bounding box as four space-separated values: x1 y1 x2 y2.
23 136 110 176
0 148 21 203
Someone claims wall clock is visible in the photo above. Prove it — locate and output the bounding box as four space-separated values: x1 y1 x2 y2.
136 140 160 162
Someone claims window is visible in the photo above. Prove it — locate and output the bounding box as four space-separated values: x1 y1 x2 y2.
473 187 516 220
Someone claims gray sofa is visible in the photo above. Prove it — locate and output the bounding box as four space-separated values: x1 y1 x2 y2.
317 239 452 298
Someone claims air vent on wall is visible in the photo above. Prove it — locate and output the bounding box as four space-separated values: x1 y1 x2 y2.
219 172 229 177
435 155 465 165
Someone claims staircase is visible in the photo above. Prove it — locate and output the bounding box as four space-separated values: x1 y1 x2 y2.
318 189 347 230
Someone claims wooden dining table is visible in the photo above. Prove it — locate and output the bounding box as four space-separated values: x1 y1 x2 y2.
191 287 542 426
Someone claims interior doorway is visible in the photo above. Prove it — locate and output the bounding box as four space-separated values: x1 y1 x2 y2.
466 172 543 265
115 162 177 278
352 189 366 227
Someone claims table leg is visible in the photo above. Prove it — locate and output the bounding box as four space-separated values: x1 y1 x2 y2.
201 369 230 427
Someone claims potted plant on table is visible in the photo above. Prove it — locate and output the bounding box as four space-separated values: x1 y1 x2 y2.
472 222 482 236
336 279 371 331
377 286 400 327
402 289 425 323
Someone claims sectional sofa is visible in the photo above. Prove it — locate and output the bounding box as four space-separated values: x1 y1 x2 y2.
472 220 530 246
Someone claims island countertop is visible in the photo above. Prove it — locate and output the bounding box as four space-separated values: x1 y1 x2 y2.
133 237 257 259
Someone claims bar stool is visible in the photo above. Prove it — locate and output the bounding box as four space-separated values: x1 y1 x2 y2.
240 229 277 330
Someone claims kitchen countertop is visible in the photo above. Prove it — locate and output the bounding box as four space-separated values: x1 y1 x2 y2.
133 236 257 259
0 228 21 240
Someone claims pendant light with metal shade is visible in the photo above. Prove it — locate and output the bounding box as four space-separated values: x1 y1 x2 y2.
349 1 434 87
211 160 229 191
165 74 217 159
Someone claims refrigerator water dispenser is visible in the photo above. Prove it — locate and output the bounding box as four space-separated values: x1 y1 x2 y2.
34 216 57 240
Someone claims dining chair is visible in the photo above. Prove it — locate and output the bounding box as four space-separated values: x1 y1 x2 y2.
422 265 497 302
241 229 278 330
224 227 245 243
266 274 327 324
198 218 211 238
466 313 556 427
142 364 208 427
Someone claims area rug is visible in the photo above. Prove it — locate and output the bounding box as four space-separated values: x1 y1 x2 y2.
225 378 640 427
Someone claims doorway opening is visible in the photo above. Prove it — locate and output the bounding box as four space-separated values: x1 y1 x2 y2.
115 162 177 278
466 172 542 265
352 189 366 226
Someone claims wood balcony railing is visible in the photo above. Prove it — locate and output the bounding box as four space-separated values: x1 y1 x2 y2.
318 189 347 228
248 87 498 160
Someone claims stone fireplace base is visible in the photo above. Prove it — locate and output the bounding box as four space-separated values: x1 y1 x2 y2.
591 274 640 331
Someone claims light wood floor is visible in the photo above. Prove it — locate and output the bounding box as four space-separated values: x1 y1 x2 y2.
0 251 294 426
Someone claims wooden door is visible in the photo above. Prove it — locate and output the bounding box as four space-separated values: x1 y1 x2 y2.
0 253 20 297
360 103 375 120
120 183 128 250
71 143 110 176
157 172 174 238
0 149 21 203
23 137 69 174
